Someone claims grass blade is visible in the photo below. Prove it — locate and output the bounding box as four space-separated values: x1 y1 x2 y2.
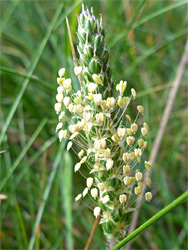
15 202 29 249
0 119 47 191
59 152 73 249
109 0 188 48
0 0 20 34
0 66 53 91
28 140 66 250
125 28 188 77
112 191 188 250
0 2 64 144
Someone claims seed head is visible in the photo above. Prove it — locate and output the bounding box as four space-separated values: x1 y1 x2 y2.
54 4 152 240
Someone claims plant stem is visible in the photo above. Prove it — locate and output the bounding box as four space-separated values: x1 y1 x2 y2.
84 216 101 250
111 190 188 250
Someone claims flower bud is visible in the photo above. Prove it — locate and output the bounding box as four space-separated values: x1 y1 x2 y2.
125 115 132 123
86 177 93 188
131 88 136 99
131 123 138 133
134 186 142 195
130 152 137 161
68 104 74 113
116 80 127 94
137 105 144 113
94 94 102 104
119 194 127 204
74 96 82 104
127 136 135 146
87 82 97 92
143 141 147 149
78 149 84 158
143 122 149 131
59 130 67 141
112 134 120 143
56 122 63 132
145 192 152 202
123 165 130 175
74 162 81 172
80 156 87 164
117 96 123 106
57 85 64 94
83 187 89 197
56 94 64 103
57 77 65 85
83 112 92 122
134 148 142 157
70 132 79 140
59 111 65 120
104 148 111 158
67 141 73 151
64 96 71 107
69 125 77 134
106 159 114 170
141 127 148 136
126 128 132 136
94 206 101 218
102 195 109 204
92 74 103 84
96 113 104 123
138 181 143 188
146 177 152 187
135 171 143 181
91 188 98 198
75 193 82 201
54 103 62 113
124 176 131 186
145 161 151 168
63 79 72 90
117 128 126 138
58 68 65 77
138 139 144 148
101 100 108 109
107 97 115 108
98 183 105 191
75 104 84 114
123 96 130 105
74 66 82 75
123 153 131 162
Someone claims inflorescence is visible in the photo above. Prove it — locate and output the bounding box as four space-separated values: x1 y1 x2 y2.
54 5 152 240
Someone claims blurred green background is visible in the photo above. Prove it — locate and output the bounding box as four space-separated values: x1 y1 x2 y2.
0 0 187 249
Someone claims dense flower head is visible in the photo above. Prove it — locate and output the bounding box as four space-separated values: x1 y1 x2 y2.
54 4 152 240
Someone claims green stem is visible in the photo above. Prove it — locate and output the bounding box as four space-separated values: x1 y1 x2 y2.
112 190 188 250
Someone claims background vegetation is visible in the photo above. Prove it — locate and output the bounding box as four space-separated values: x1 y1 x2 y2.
1 0 187 249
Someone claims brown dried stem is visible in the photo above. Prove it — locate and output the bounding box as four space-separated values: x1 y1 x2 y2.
84 216 101 250
66 17 84 93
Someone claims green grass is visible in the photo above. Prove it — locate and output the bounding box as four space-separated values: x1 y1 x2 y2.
1 0 187 249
